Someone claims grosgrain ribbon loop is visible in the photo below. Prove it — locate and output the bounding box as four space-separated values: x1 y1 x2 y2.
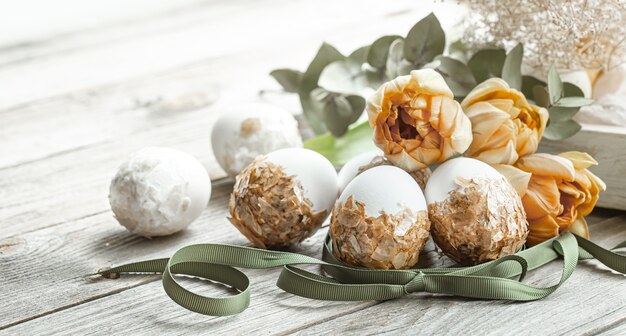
96 232 626 316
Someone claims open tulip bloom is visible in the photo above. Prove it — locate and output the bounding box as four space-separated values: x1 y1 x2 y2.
461 78 549 165
495 152 606 245
366 69 473 172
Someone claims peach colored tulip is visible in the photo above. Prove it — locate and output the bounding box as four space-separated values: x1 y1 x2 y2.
366 69 472 172
494 152 606 245
461 78 549 165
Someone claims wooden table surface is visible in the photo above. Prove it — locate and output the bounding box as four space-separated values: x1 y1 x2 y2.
0 1 625 334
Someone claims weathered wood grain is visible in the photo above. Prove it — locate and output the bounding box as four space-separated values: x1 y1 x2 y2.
539 124 626 210
284 216 626 336
1 213 622 335
599 321 626 336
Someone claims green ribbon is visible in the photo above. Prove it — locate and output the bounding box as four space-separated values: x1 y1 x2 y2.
97 232 626 316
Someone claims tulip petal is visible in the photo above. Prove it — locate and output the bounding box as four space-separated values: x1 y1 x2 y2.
558 151 598 169
492 164 532 197
410 69 454 99
516 153 576 181
523 175 562 219
461 78 511 109
569 216 590 239
473 141 519 165
527 215 560 246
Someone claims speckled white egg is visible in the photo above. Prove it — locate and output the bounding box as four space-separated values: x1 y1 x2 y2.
228 148 338 248
211 103 303 176
330 166 431 269
109 147 212 237
425 157 528 265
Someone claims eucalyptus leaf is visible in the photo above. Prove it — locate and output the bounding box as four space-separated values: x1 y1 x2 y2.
435 56 476 97
548 106 581 122
448 39 469 62
554 96 594 107
403 13 445 66
386 39 413 80
310 88 365 137
318 59 368 95
270 69 303 93
533 86 550 108
563 82 584 97
502 44 523 90
543 119 582 140
367 35 403 69
522 75 546 100
304 120 376 166
468 49 506 83
547 65 563 104
299 43 345 134
349 46 370 64
344 95 367 124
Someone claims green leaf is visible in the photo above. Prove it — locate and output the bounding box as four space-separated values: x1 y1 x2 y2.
403 13 445 66
547 65 563 104
448 39 469 61
386 38 414 80
310 88 365 137
304 120 376 166
554 96 594 107
522 75 546 100
435 56 476 97
548 106 581 122
299 43 345 134
502 43 523 90
467 48 506 83
563 82 584 97
367 35 403 69
349 46 370 64
532 85 550 108
270 69 303 93
543 119 582 140
318 59 368 95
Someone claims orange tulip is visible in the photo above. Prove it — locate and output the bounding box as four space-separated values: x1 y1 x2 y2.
494 152 606 245
461 78 549 165
366 69 472 172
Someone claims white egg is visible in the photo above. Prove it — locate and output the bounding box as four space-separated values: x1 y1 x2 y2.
337 149 384 193
425 157 502 204
425 157 528 266
340 165 427 217
229 148 338 248
211 102 303 176
331 165 430 269
266 148 338 215
109 147 212 237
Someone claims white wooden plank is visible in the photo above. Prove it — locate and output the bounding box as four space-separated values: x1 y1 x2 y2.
271 217 626 336
539 124 626 210
0 213 622 334
599 321 626 336
0 0 467 112
0 0 208 49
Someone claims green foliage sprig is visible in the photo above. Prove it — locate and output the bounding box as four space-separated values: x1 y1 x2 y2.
271 13 593 164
